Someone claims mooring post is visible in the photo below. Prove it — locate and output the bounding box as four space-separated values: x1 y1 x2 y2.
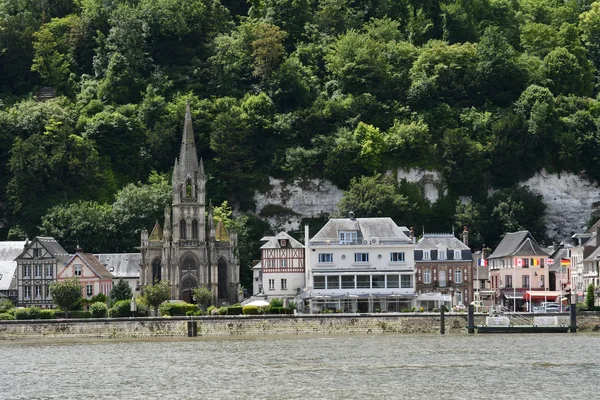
440 306 445 335
468 304 475 334
570 299 577 333
187 320 198 337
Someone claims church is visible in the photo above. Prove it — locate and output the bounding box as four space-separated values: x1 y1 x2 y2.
140 105 240 305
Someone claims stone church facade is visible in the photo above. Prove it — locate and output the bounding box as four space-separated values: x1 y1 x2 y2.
140 105 240 305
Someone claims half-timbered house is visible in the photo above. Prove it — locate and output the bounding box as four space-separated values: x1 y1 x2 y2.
260 232 305 300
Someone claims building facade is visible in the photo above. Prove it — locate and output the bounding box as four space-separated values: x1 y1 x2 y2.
304 216 416 313
95 253 141 294
15 237 69 308
140 105 240 304
260 232 305 300
414 231 473 309
0 241 27 302
59 249 114 299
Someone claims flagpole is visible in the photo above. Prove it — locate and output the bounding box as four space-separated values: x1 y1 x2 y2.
529 260 532 313
513 259 516 312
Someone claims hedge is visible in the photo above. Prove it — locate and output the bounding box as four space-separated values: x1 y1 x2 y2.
242 305 260 315
227 306 243 315
109 300 133 318
40 309 56 319
0 312 15 320
159 302 197 316
90 302 108 318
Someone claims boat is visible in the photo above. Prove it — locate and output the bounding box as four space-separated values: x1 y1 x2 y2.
475 306 571 334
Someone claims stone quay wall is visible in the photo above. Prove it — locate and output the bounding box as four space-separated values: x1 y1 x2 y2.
0 313 598 340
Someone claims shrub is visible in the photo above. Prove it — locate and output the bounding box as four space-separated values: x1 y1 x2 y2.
227 306 243 315
0 299 14 312
28 307 41 319
411 307 416 312
71 311 92 319
268 306 292 314
90 293 108 304
194 310 203 316
159 302 197 316
90 302 108 318
270 298 283 308
109 299 132 318
206 305 217 315
40 309 56 319
0 312 15 320
243 305 259 315
287 301 297 310
54 311 66 318
15 308 31 320
433 308 439 312
218 306 228 315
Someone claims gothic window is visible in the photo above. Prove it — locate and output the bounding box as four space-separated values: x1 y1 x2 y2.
183 256 196 271
152 258 161 283
192 219 198 239
180 220 187 239
186 179 193 198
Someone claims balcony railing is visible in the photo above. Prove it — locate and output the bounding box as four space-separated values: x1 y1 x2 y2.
310 237 412 246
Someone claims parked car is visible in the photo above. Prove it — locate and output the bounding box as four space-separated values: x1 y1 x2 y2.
453 303 467 312
533 302 562 313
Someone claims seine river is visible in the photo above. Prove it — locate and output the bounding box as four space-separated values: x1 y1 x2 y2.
1 334 599 399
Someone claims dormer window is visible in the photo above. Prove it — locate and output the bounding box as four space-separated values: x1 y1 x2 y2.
339 231 357 244
454 250 461 260
438 249 447 260
279 239 287 247
423 250 431 260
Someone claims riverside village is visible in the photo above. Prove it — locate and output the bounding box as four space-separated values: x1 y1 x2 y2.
1 106 600 337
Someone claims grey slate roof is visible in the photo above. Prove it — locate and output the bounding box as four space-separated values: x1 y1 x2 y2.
260 232 304 249
15 237 70 265
68 252 114 279
548 248 569 272
584 245 600 263
94 253 140 279
416 234 470 250
311 218 411 243
0 241 27 291
488 231 547 259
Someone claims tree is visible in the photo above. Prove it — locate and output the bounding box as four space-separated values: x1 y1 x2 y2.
49 278 84 317
543 47 589 97
337 174 410 221
143 280 171 314
586 283 595 310
193 286 214 311
110 278 133 305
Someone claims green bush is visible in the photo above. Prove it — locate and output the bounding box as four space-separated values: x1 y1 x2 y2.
218 306 228 315
268 306 292 314
109 299 133 318
54 311 66 318
159 302 198 316
90 302 108 318
28 307 41 319
15 308 31 320
0 299 14 312
0 312 15 320
206 305 217 315
270 298 283 307
243 305 259 315
227 306 243 315
71 311 92 319
40 309 56 319
432 308 439 312
90 293 108 304
287 301 297 310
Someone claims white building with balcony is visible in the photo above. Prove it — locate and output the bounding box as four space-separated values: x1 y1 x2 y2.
302 215 417 313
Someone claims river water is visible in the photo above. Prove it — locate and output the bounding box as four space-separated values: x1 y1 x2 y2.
1 334 598 399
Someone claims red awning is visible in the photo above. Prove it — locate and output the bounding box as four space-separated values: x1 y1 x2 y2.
523 291 562 301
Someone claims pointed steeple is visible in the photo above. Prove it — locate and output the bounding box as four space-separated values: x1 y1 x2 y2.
149 221 163 241
178 102 199 178
215 219 230 242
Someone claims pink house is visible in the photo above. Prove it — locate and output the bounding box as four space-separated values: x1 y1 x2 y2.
58 248 114 299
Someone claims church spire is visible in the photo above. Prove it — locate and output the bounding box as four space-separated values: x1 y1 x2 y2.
177 102 199 176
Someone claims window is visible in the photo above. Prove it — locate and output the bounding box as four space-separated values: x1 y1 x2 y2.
314 276 326 289
438 249 447 260
423 270 431 284
266 259 275 268
74 265 82 277
354 253 369 263
268 279 275 290
281 279 287 290
35 285 42 299
86 284 93 297
387 275 400 288
23 265 31 278
455 270 462 284
423 250 431 260
541 275 545 288
191 219 199 240
356 275 370 289
438 271 447 287
34 265 41 278
33 248 41 257
522 275 529 289
341 275 355 289
24 286 31 299
45 265 53 278
180 220 187 239
318 253 333 263
390 252 405 262
280 259 287 268
327 276 340 289
339 231 357 244
401 275 413 288
454 250 461 260
372 275 385 288
505 275 512 288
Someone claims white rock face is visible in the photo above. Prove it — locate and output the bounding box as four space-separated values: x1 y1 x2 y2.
522 170 600 239
254 170 600 241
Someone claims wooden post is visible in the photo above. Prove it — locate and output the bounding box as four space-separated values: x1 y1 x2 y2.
187 320 197 337
570 299 577 333
440 306 445 335
468 304 475 334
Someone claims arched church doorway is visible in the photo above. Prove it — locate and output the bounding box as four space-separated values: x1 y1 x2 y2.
151 258 161 283
218 258 228 302
181 275 198 303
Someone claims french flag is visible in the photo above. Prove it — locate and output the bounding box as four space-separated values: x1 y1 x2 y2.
478 258 488 267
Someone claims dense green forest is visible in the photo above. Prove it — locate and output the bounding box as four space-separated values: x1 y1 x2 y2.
2 0 600 289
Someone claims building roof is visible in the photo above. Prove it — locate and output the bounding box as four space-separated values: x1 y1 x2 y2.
0 241 26 291
148 221 163 241
548 248 569 272
416 233 470 250
584 245 600 263
311 217 411 243
587 218 600 234
488 231 547 259
67 251 114 279
94 253 140 279
14 237 70 264
215 220 230 241
260 232 304 249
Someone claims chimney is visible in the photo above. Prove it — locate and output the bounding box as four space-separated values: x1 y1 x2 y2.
462 226 469 246
76 245 83 253
410 227 415 244
348 211 355 220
